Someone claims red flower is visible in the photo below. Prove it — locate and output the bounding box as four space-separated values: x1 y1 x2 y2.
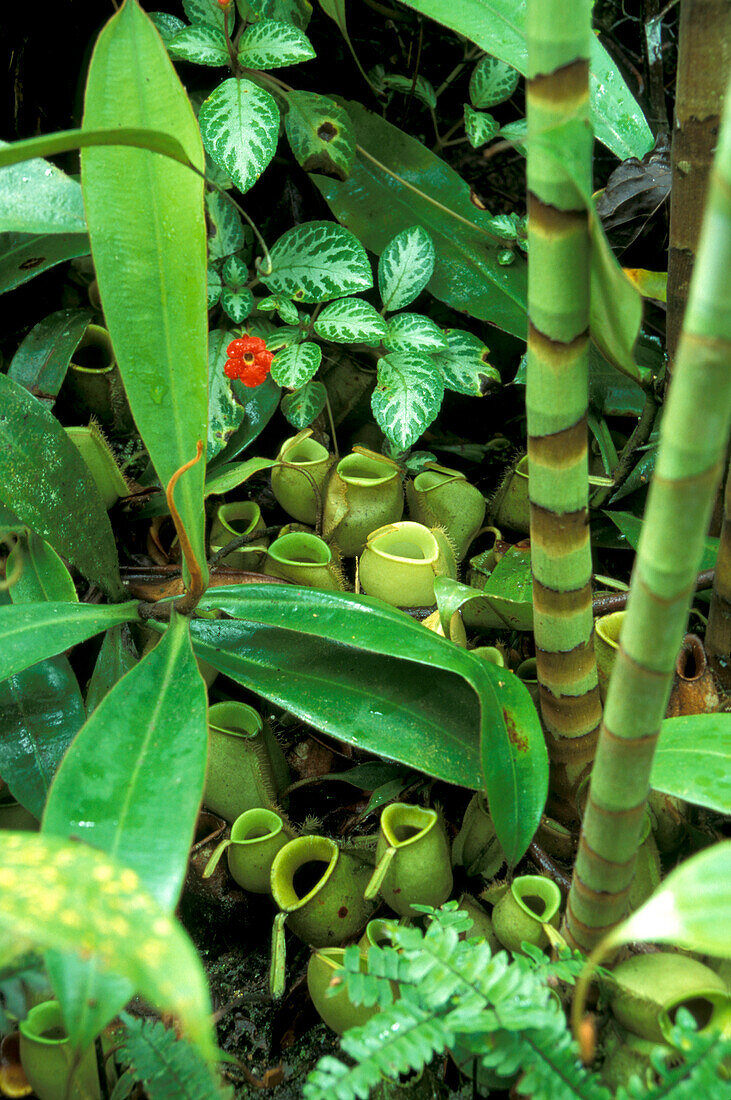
224 334 273 388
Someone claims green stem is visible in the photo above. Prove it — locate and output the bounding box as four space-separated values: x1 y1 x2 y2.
705 466 731 688
566 78 731 953
525 0 601 781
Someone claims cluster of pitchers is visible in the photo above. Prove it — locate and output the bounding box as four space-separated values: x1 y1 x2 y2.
209 429 488 608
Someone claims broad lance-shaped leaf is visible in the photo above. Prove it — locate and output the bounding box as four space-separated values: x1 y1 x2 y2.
602 841 731 958
7 531 77 604
271 341 322 389
7 308 92 406
393 0 652 161
0 601 139 683
0 374 123 599
189 584 547 862
261 220 372 303
284 91 355 180
0 231 90 294
651 714 731 814
0 832 217 1065
371 352 444 450
0 657 85 820
315 104 528 339
81 0 209 578
0 141 86 234
199 78 280 195
85 623 139 714
378 225 435 312
43 612 208 1051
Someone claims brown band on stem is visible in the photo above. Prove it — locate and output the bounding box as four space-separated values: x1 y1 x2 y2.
568 869 633 913
577 834 636 876
530 502 590 553
166 440 205 615
534 579 593 616
598 721 661 753
527 58 590 103
527 193 587 232
528 416 587 469
536 639 599 684
583 794 646 836
542 719 600 759
527 321 590 358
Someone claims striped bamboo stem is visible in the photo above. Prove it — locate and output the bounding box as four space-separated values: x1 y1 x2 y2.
705 468 731 689
565 81 731 953
526 1 602 787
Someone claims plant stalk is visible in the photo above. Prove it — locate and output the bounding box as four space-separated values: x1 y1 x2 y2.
666 0 731 366
525 0 602 786
705 467 731 688
565 79 731 952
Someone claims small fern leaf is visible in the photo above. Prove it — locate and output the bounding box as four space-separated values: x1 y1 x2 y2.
116 1014 231 1100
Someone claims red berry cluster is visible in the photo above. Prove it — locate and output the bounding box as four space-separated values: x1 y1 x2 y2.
224 336 273 388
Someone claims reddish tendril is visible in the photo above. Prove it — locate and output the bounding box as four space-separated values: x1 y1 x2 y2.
224 335 273 388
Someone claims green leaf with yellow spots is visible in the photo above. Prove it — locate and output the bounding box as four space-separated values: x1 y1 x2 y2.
0 832 217 1064
42 613 208 1054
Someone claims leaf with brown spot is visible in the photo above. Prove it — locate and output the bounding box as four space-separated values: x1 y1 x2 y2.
284 91 355 180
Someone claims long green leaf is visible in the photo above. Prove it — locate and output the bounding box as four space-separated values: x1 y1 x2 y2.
0 657 85 820
314 103 528 338
0 232 90 295
0 127 192 172
0 142 85 234
81 0 209 577
0 374 123 599
0 833 217 1064
7 308 92 405
7 531 77 604
393 0 652 160
190 584 547 861
0 602 138 683
43 613 208 1051
604 841 731 957
651 714 731 814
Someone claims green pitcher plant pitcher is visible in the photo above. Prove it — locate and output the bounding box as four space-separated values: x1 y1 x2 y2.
359 521 457 608
307 947 381 1035
18 1001 102 1100
406 464 486 561
594 610 625 702
365 803 453 917
203 808 293 893
491 874 562 954
270 835 375 997
270 429 334 525
323 449 403 557
204 701 290 823
62 323 133 433
263 531 345 590
489 454 530 533
608 952 731 1046
451 793 505 880
209 500 268 570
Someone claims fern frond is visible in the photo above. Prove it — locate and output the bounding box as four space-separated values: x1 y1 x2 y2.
616 1013 731 1100
116 1013 232 1100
